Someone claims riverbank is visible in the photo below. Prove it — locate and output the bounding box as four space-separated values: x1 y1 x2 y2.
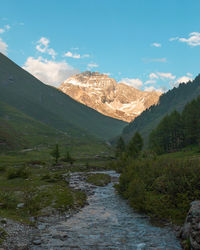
31 171 181 249
1 171 181 249
0 171 100 249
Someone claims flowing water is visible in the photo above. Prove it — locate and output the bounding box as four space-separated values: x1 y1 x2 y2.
32 171 181 250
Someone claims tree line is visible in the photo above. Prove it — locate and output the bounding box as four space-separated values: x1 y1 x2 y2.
149 96 200 154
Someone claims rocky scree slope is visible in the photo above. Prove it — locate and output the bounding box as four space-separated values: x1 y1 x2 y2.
59 71 161 122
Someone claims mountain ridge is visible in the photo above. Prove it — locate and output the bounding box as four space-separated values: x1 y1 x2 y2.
59 71 161 122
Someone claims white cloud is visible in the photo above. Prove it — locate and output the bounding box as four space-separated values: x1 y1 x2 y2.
82 54 90 58
151 42 161 47
87 63 99 69
36 37 49 52
5 24 10 30
143 58 167 63
103 72 111 76
0 38 8 55
144 79 157 85
172 75 193 88
120 78 143 89
23 56 79 87
36 37 57 59
64 51 81 59
170 32 200 46
47 48 57 59
148 72 176 81
169 37 179 42
187 72 193 77
144 86 163 92
151 58 166 62
149 73 158 79
64 51 90 59
0 24 10 34
144 86 156 92
157 72 176 80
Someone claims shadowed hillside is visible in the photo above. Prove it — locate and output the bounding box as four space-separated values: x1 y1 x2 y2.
0 53 127 143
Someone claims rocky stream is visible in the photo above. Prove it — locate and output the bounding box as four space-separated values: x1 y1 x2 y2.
1 171 182 250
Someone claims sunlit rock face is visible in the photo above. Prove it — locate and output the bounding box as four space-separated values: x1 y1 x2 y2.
59 71 161 122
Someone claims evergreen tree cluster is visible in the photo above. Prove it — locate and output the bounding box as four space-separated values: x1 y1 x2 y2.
115 132 143 159
121 74 200 145
149 96 200 154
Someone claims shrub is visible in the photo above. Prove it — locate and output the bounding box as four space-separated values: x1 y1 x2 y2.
116 157 200 224
54 188 74 211
0 191 18 209
0 227 7 244
0 166 6 172
7 166 30 180
74 191 87 207
50 144 60 163
41 173 64 183
27 160 45 165
62 151 75 165
23 188 51 215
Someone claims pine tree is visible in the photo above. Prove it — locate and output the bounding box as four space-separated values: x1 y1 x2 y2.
64 151 75 166
182 98 200 146
127 132 143 158
50 144 60 163
115 137 125 157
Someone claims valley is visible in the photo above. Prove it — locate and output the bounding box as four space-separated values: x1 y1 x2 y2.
1 40 200 249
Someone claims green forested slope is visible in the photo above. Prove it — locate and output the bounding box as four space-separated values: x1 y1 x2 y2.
0 53 127 141
121 75 200 144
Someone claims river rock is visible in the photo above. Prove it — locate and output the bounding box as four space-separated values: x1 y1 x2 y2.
52 233 68 240
0 218 7 224
32 239 41 245
15 243 29 250
180 200 200 249
17 203 24 209
137 243 146 249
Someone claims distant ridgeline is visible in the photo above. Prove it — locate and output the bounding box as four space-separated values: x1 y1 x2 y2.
121 74 200 145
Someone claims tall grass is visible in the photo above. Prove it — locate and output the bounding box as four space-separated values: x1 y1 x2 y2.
116 157 200 224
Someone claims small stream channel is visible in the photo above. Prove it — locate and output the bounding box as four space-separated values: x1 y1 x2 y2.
32 171 181 250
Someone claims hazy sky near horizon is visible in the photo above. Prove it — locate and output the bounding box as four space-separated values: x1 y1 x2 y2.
0 0 200 91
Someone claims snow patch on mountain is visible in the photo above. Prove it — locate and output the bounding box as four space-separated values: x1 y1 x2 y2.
59 71 162 122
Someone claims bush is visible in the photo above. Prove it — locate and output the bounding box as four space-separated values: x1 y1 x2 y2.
62 151 75 165
116 157 200 224
54 188 74 211
0 166 6 172
7 166 30 180
0 227 7 244
23 188 51 215
27 160 45 165
74 191 87 207
0 191 18 209
41 173 64 183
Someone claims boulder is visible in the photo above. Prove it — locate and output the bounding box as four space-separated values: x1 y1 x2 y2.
180 200 200 249
17 203 24 209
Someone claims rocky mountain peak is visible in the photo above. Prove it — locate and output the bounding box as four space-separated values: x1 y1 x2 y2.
59 71 162 122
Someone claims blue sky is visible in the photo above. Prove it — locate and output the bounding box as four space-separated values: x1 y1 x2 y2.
0 0 200 91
